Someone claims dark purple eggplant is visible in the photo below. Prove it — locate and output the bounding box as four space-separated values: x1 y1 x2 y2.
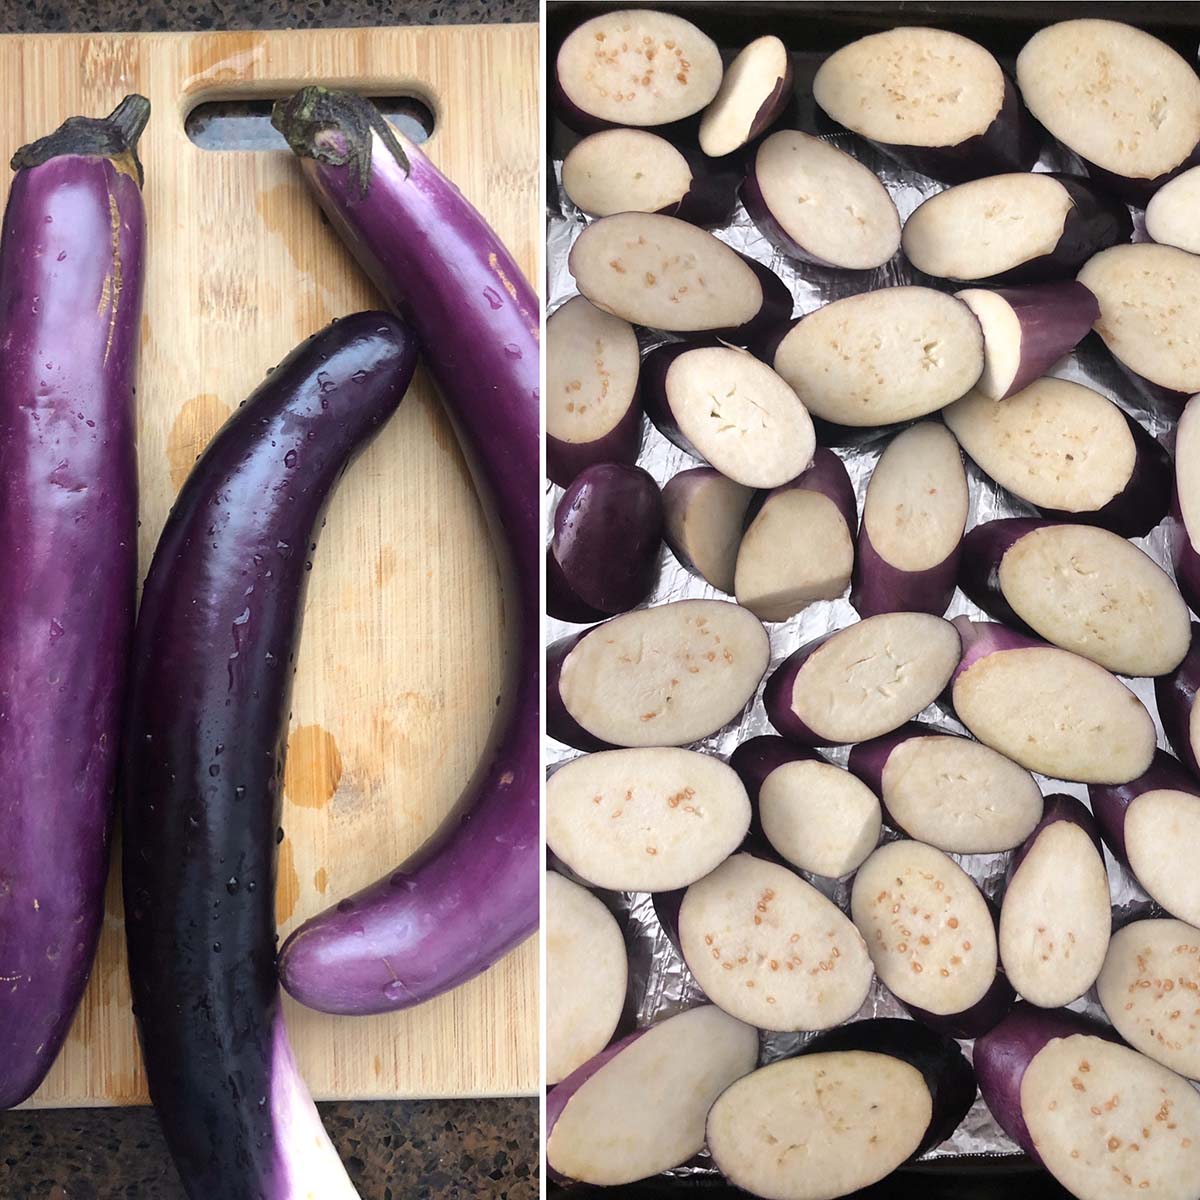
1156 622 1200 779
271 88 540 1014
660 466 753 594
1171 395 1200 616
698 35 793 158
547 462 662 623
0 96 148 1109
121 314 418 1198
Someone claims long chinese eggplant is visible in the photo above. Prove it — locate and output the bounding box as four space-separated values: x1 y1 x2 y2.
271 88 539 1014
121 313 418 1197
0 96 147 1108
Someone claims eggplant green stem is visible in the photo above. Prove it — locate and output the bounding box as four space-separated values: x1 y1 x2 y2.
11 94 151 186
271 86 410 200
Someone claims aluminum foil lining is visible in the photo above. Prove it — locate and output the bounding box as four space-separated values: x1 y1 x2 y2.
546 92 1184 1169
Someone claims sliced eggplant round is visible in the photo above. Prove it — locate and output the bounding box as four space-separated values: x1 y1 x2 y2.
570 212 791 341
699 35 792 158
1170 394 1200 616
547 872 629 1085
848 724 1043 854
851 839 1011 1036
812 27 1037 184
730 736 881 879
678 852 873 1032
741 130 901 271
546 747 751 892
661 467 754 594
851 422 967 619
554 9 724 131
943 378 1170 539
1156 623 1200 778
960 519 1190 677
951 618 1156 785
1146 166 1200 255
1090 752 1200 928
548 599 770 750
562 129 737 227
546 1004 758 1187
547 296 642 487
956 282 1101 402
902 173 1130 286
772 287 983 428
642 343 815 488
998 795 1111 1009
734 448 856 622
1016 19 1200 204
764 613 961 747
1098 918 1200 1081
547 462 663 623
1078 243 1200 406
977 1004 1200 1200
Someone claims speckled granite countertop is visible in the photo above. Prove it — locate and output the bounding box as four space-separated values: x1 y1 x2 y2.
0 2 538 1197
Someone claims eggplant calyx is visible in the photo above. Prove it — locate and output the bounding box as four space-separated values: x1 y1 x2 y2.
11 94 151 186
271 86 410 199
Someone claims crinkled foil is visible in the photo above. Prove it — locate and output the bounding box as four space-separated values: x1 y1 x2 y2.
547 87 1182 1169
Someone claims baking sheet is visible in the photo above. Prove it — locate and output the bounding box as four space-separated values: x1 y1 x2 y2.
546 53 1187 1168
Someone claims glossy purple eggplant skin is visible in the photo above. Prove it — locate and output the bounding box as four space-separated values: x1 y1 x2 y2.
958 517 1067 630
950 616 1040 682
963 281 1099 400
762 629 840 745
1007 792 1102 879
851 522 961 619
975 1002 1119 1162
547 462 663 622
805 1019 976 1155
272 89 540 1013
547 393 642 490
673 148 741 227
0 98 147 1110
1087 749 1199 866
121 314 417 1198
728 734 822 846
1156 622 1200 779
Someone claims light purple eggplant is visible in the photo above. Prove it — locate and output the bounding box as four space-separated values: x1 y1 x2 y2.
546 462 663 623
271 89 539 1013
974 1002 1120 1163
955 281 1100 401
0 97 147 1109
1087 749 1198 867
1156 622 1200 779
1169 395 1200 615
850 525 960 620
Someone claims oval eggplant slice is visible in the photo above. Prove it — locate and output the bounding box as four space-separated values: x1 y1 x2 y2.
570 212 791 342
813 27 1037 184
699 35 792 158
951 618 1156 784
546 1004 758 1187
547 462 663 623
772 287 983 427
1016 19 1200 204
1097 918 1200 1081
1156 623 1200 778
1171 395 1200 617
851 422 968 619
734 448 856 622
679 853 873 1032
962 519 1190 678
943 379 1170 539
547 872 628 1085
1090 752 1200 927
554 8 724 131
730 736 881 879
742 130 901 271
764 613 961 747
661 467 754 594
976 1004 1200 1200
902 173 1130 286
1078 243 1200 406
999 795 1111 1009
643 343 815 488
851 839 1012 1036
546 747 751 891
1146 166 1200 255
848 724 1043 854
562 129 737 227
956 281 1100 402
547 296 641 487
548 599 770 750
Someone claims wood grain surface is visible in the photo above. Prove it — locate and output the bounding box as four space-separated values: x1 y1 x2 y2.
2 22 540 1107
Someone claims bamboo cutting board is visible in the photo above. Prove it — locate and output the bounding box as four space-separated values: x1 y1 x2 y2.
3 23 540 1107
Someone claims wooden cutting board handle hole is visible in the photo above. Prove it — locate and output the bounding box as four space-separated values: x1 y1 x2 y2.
184 95 435 152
